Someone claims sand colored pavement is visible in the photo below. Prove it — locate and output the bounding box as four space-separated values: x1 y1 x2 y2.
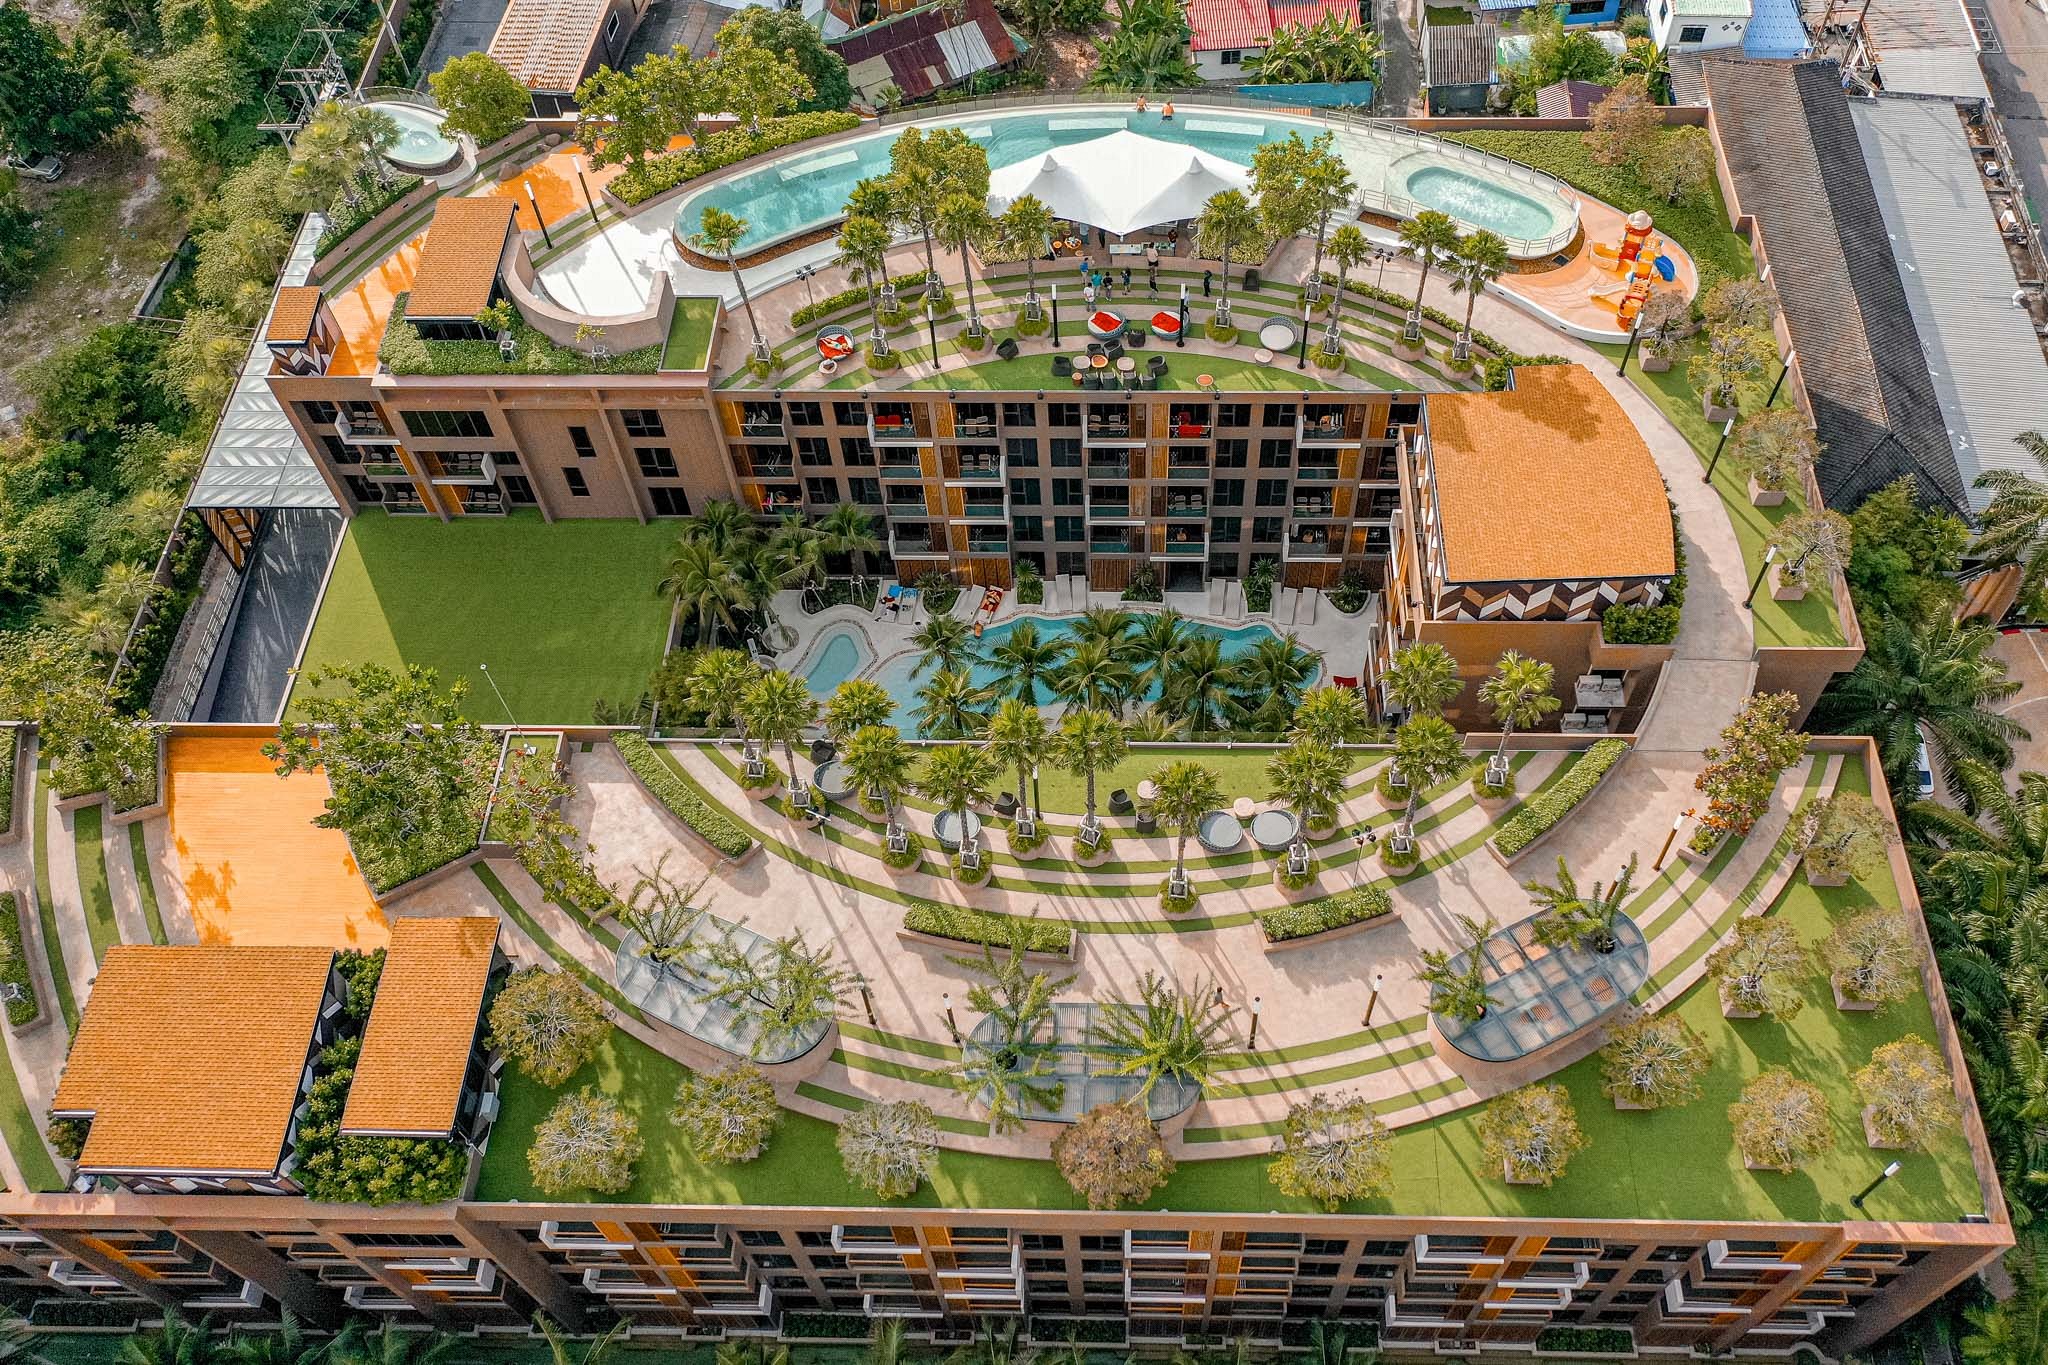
161 735 388 949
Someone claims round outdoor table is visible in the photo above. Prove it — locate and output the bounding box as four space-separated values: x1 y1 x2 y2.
1254 347 1276 364
1231 796 1256 820
1196 810 1245 853
1092 354 1110 369
1136 779 1157 803
932 808 985 851
1250 808 1302 851
811 761 854 804
1116 357 1135 374
1196 374 1215 389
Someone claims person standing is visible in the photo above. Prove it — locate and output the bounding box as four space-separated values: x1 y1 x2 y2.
1167 226 1180 253
1145 243 1160 270
1162 100 1176 120
1202 269 1213 296
1084 282 1097 309
1103 276 1115 302
1120 266 1131 288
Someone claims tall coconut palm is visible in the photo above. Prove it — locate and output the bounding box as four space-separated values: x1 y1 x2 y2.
1380 640 1463 719
1391 714 1466 838
998 192 1056 317
1126 608 1194 697
1973 430 2048 608
1151 758 1225 895
1229 632 1320 733
843 722 914 835
1267 738 1349 834
988 619 1068 704
825 678 896 741
765 514 829 604
1056 706 1128 840
692 205 768 363
816 502 882 581
985 698 1053 820
836 213 896 358
688 648 764 736
1449 229 1510 362
1196 189 1262 330
1072 605 1137 652
1161 634 1234 735
916 668 994 739
917 742 999 863
1476 649 1559 775
1051 637 1134 715
1322 222 1370 356
912 614 979 678
938 192 993 338
740 669 818 802
1299 133 1357 296
864 1319 910 1365
1291 684 1375 746
1396 209 1461 342
1814 614 2025 795
660 538 751 647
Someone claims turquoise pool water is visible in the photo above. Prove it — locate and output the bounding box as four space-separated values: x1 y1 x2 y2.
367 101 460 174
1400 165 1560 243
805 614 1318 731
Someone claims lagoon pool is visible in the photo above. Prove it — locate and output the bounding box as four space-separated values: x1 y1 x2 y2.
1399 165 1561 244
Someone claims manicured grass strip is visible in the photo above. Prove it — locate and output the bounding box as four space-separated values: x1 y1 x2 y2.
1184 1077 1471 1143
472 865 650 1026
30 760 77 1035
839 1021 960 1062
126 824 166 945
70 805 118 963
794 1080 990 1136
1208 1038 1441 1100
831 1047 952 1088
0 1012 64 1191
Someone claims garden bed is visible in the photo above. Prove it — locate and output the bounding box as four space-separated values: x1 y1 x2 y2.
618 736 756 860
899 902 1075 958
1488 739 1630 864
1257 884 1397 947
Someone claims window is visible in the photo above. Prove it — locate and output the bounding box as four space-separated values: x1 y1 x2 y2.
1216 403 1251 427
1259 439 1293 467
321 434 355 463
647 485 688 516
502 475 535 505
622 409 664 438
1079 1235 1121 1252
789 401 823 426
797 436 832 465
1263 403 1297 428
754 1254 797 1269
1679 22 1706 40
1252 516 1283 543
806 477 838 505
1052 478 1084 506
561 467 589 497
1256 478 1289 507
1567 0 1604 11
1055 515 1085 543
1212 479 1244 507
1304 1239 1349 1258
1014 515 1044 542
569 425 595 458
1006 437 1039 466
1021 1235 1064 1251
1214 438 1248 467
402 409 492 439
604 9 620 43
738 1231 785 1247
833 401 868 425
1218 47 1243 63
1010 478 1041 505
1000 402 1037 427
850 477 881 505
1050 437 1082 467
841 437 875 465
635 447 678 478
302 400 338 425
1210 516 1241 544
1047 402 1080 427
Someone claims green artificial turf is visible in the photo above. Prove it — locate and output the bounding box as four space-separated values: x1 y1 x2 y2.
70 805 118 963
30 760 77 1034
126 823 166 945
291 512 678 724
664 297 720 370
1028 744 1377 815
0 1023 63 1192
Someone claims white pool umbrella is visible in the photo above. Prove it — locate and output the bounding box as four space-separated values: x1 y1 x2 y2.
986 130 1254 236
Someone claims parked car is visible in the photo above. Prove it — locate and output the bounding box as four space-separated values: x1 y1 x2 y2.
1913 737 1935 801
3 152 62 182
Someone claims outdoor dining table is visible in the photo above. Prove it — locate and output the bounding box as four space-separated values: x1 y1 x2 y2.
1231 796 1256 820
1136 779 1157 803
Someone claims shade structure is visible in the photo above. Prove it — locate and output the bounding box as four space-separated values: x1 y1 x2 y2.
987 131 1254 236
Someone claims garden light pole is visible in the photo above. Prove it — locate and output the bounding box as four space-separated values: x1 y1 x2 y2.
1178 284 1189 348
1742 545 1778 610
924 298 940 374
1031 764 1042 822
573 157 601 231
1050 283 1061 348
1248 995 1262 1050
1362 972 1385 1028
1652 813 1685 872
942 991 959 1040
522 182 553 250
477 662 516 726
1296 294 1311 370
1703 417 1736 483
855 973 877 1026
1767 349 1797 407
1850 1160 1903 1210
1617 311 1642 376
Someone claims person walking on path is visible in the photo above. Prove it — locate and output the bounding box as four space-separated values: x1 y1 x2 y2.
1084 282 1097 309
1202 269 1213 296
1121 266 1131 288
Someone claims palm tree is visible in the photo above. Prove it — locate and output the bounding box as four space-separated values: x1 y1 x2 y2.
825 678 895 741
1321 222 1370 357
1073 605 1137 651
231 1315 334 1365
766 514 829 605
843 723 914 838
1267 738 1349 839
1126 608 1194 696
984 698 1052 822
1962 1230 2047 1365
660 538 750 647
998 193 1056 319
864 1319 910 1365
1052 637 1136 714
688 648 764 735
1449 229 1510 362
1526 855 1636 954
1380 639 1463 719
740 669 819 803
1476 649 1559 782
1229 632 1320 733
1091 971 1236 1100
1814 614 2025 794
1417 913 1497 1022
988 619 1068 704
1396 209 1462 343
938 192 993 339
912 613 979 678
1056 706 1128 842
952 928 1074 1131
692 205 769 363
680 497 755 554
1151 758 1225 896
916 667 994 739
538 1316 627 1365
918 742 1000 866
1299 133 1357 297
1291 684 1375 746
1974 431 2048 609
836 214 896 358
1160 634 1234 735
330 1324 454 1365
1390 714 1466 842
816 503 882 582
1196 189 1262 331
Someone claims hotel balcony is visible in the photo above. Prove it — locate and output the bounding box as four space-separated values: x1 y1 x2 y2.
1123 1232 1211 1261
361 460 412 480
1162 408 1213 440
1290 496 1336 518
878 450 925 477
1298 408 1360 447
833 1227 921 1254
863 1295 942 1318
1155 529 1207 557
582 1267 680 1298
698 1284 775 1316
946 458 1004 485
746 463 795 480
1414 1236 1505 1267
1297 459 1341 482
426 453 495 486
1087 451 1137 476
1091 532 1143 555
1283 528 1342 561
952 500 1007 520
1087 498 1141 523
342 1285 412 1311
739 412 785 439
1167 457 1210 481
1083 414 1144 448
1383 1292 1461 1328
888 530 938 557
869 409 930 446
965 533 1010 555
335 412 400 445
1159 494 1207 518
949 409 999 440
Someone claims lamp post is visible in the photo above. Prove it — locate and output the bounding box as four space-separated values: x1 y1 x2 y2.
1296 294 1311 370
573 156 601 231
1703 417 1737 483
1617 310 1643 376
1248 995 1263 1050
1362 972 1385 1028
1177 284 1189 348
1766 349 1797 407
1031 763 1042 823
522 181 553 250
796 266 817 308
942 991 958 1040
1742 545 1778 610
1850 1160 1903 1210
1050 283 1061 349
855 973 877 1026
1652 812 1686 872
477 662 516 726
924 298 940 376
1374 249 1391 290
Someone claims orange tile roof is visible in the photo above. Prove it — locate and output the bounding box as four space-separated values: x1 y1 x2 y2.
406 198 517 321
266 286 322 345
490 0 612 91
1424 365 1676 585
341 917 501 1137
54 946 335 1176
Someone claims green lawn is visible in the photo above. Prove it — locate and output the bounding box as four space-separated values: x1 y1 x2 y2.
479 758 1983 1222
70 805 118 964
827 345 1344 394
0 1016 62 1193
126 823 166 946
663 297 720 370
30 760 77 1035
1029 744 1377 814
1424 3 1472 22
290 512 678 724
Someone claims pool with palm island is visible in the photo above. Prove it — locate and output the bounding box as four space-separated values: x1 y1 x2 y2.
798 611 1321 733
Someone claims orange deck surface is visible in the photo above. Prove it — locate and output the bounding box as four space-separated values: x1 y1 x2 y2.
165 736 389 949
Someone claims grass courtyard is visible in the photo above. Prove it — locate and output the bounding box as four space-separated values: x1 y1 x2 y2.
290 512 677 724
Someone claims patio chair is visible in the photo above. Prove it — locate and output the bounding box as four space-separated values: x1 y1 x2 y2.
1086 342 1105 361
1125 327 1146 348
1121 374 1137 390
1052 355 1072 377
995 337 1020 361
1105 340 1125 361
1244 267 1262 292
1139 373 1158 390
1108 788 1134 815
1082 371 1102 390
1135 810 1158 835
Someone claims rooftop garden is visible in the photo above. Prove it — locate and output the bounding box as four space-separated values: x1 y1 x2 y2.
379 293 666 377
662 296 721 371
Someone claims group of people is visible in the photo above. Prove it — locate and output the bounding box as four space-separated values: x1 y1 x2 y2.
1078 239 1174 309
1133 95 1176 119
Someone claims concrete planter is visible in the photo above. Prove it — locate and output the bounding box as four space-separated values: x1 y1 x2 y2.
367 847 485 907
1702 395 1738 423
1804 859 1850 888
1069 835 1114 867
0 727 26 847
110 733 170 826
1394 338 1428 362
1640 347 1673 373
1679 831 1726 866
1612 1095 1651 1111
1719 981 1760 1020
1831 978 1882 1012
1748 476 1788 507
1272 866 1322 898
1862 1106 1905 1150
897 925 1078 963
1770 565 1809 601
1259 907 1402 954
1376 778 1410 809
1502 1158 1543 1186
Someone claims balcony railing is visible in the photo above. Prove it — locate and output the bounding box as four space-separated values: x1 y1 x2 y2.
1297 463 1340 482
749 464 794 480
1298 417 1357 447
966 537 1009 553
1292 500 1336 518
1168 464 1209 481
740 420 785 438
1086 502 1137 521
362 460 411 479
869 415 927 446
951 462 1003 482
336 412 400 445
1083 423 1142 448
1090 537 1140 554
1162 499 1207 518
1284 535 1340 561
956 504 1006 519
951 421 998 439
1159 538 1205 556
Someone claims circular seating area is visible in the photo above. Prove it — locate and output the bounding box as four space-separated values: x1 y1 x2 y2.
1250 808 1302 850
811 761 854 803
1086 310 1125 339
1196 810 1245 852
932 808 985 851
1258 318 1297 351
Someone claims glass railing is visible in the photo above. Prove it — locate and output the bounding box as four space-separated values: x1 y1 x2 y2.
1090 538 1138 553
959 504 1006 519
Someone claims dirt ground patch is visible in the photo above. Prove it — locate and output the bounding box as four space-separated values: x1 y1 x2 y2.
1991 628 2048 778
1036 32 1100 90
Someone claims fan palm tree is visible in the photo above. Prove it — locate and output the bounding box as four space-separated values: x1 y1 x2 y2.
1229 632 1320 733
843 723 914 834
1090 971 1236 1100
1449 229 1510 362
1267 738 1349 835
1126 608 1194 696
1161 634 1235 735
824 678 895 741
835 214 896 357
938 192 993 338
330 1323 455 1365
912 614 979 677
1321 222 1371 356
692 205 769 363
1072 605 1137 651
1291 684 1375 746
1196 189 1262 330
740 669 819 802
1396 209 1462 341
1151 758 1225 894
1052 637 1136 714
1380 640 1463 718
1974 430 2048 610
765 514 829 604
916 667 994 739
660 538 751 647
1526 855 1637 954
988 619 1068 704
998 193 1056 317
918 742 1000 862
1056 706 1128 839
1813 614 2025 795
1477 649 1559 774
984 698 1053 819
951 927 1075 1131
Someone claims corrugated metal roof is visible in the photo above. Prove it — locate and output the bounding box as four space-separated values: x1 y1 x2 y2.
1876 46 1990 100
1856 0 1978 52
1851 96 2048 512
834 0 1018 99
1186 0 1273 50
1536 79 1611 117
1428 22 1501 86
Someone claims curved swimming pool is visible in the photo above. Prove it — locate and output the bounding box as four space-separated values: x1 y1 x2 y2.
1399 165 1562 244
366 101 462 175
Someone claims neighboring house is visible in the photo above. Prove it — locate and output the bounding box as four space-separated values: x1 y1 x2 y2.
1535 77 1612 115
1185 0 1363 80
1479 0 1618 27
830 0 1024 104
1648 0 1751 51
487 0 650 115
1424 21 1502 113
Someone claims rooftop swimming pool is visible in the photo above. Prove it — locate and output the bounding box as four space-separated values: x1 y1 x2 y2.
670 104 1580 259
367 100 461 175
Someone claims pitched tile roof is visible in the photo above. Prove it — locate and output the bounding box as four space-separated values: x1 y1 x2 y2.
1424 365 1676 585
1425 23 1500 87
341 918 501 1138
1187 0 1273 50
489 0 613 91
407 198 517 322
53 946 334 1177
265 286 322 345
1535 79 1612 118
1702 57 1965 514
833 0 1020 100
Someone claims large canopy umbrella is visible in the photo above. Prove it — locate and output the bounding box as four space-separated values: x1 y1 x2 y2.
986 130 1255 236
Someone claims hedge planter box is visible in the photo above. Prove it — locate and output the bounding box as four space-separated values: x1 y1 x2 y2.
896 924 1079 964
1862 1106 1906 1150
1832 979 1883 1012
1487 738 1631 867
1678 830 1726 867
0 727 23 847
1611 1095 1651 1111
1748 476 1788 507
1534 1328 1636 1359
366 847 484 907
1770 566 1809 601
1719 982 1761 1020
1259 906 1401 954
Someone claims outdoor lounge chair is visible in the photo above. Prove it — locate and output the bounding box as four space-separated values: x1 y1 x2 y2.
1052 355 1072 377
1108 788 1133 814
995 337 1020 361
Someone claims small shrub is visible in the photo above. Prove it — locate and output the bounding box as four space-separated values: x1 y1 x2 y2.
47 1114 88 1160
1854 1035 1959 1151
1479 1083 1585 1185
1329 567 1372 615
1244 559 1277 614
1055 1102 1173 1209
789 270 934 329
1160 878 1200 912
1204 322 1239 344
1121 566 1163 603
615 734 754 858
1491 739 1629 857
781 1315 871 1340
0 893 38 1025
882 829 924 870
1258 885 1394 942
903 902 1071 954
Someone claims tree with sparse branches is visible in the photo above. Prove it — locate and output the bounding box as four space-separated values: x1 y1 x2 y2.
1771 509 1854 593
673 1062 781 1163
530 1088 642 1194
1054 1102 1174 1209
1708 916 1807 1020
1855 1035 1959 1151
1418 912 1498 1023
1731 409 1821 498
1600 1011 1709 1109
1638 288 1693 353
700 927 851 1059
950 923 1075 1132
489 968 609 1085
1730 1068 1834 1172
1798 792 1896 884
1638 126 1716 204
1688 324 1777 412
1821 908 1919 1007
1582 75 1660 168
1701 277 1775 331
1268 1091 1393 1210
618 852 707 970
1479 1084 1586 1186
838 1100 940 1198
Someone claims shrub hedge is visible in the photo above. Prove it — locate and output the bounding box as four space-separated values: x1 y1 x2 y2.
613 112 865 206
1492 739 1630 858
0 893 37 1026
615 735 755 859
1258 884 1394 942
314 176 424 258
789 270 934 329
902 901 1072 955
1535 1326 1634 1355
0 727 14 836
